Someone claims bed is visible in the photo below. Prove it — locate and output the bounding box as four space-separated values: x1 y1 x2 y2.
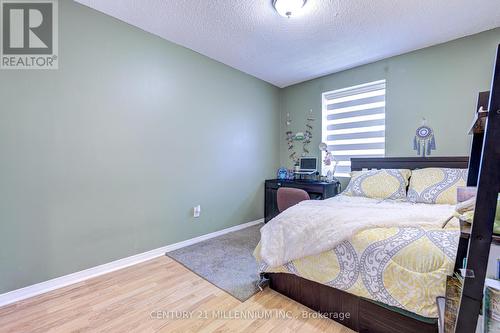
256 156 469 333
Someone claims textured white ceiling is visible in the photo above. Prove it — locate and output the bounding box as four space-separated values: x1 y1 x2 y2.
75 0 500 88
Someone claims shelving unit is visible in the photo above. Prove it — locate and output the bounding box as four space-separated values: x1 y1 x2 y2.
448 45 500 332
460 223 500 245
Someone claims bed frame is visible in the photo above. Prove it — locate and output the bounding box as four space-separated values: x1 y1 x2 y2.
265 156 469 333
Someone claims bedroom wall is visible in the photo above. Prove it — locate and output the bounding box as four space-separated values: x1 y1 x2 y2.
280 28 500 187
0 1 280 293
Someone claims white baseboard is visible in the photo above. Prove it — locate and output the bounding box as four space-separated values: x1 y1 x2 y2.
0 219 263 308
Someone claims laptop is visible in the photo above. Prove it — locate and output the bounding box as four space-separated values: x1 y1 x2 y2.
295 157 318 175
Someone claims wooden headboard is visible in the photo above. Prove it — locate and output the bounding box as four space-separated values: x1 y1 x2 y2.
350 157 469 171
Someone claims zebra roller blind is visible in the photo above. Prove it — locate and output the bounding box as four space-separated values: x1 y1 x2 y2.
322 80 386 177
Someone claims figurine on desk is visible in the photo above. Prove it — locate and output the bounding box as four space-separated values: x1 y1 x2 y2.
318 142 339 183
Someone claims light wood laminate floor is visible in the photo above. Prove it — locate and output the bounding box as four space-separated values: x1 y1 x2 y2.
0 257 354 333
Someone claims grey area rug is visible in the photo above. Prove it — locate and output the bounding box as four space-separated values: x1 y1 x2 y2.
166 223 263 302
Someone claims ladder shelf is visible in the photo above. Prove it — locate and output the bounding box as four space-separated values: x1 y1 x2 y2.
451 44 500 332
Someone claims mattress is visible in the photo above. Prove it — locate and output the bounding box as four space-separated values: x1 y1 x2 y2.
255 220 459 318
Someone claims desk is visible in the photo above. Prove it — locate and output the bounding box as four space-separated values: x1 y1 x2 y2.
264 179 341 223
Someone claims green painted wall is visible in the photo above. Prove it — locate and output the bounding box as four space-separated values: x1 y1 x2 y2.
0 1 280 293
1 1 499 296
280 28 500 188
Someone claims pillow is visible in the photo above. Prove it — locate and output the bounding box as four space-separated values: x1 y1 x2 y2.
343 169 411 200
407 168 467 205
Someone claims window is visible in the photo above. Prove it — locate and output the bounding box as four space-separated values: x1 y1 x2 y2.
322 80 386 177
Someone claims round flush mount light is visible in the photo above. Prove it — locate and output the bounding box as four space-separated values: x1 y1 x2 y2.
273 0 307 18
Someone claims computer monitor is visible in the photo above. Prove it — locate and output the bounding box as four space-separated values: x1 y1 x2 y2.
299 157 317 172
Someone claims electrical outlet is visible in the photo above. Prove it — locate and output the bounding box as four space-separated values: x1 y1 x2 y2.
193 205 201 218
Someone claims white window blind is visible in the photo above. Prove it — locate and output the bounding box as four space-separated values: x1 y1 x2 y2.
322 80 386 177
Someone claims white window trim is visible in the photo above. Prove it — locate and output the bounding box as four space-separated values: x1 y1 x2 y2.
322 80 386 177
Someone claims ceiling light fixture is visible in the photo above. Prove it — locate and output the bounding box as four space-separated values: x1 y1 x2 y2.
273 0 307 18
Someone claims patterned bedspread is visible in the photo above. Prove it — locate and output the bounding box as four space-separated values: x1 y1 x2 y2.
255 220 459 318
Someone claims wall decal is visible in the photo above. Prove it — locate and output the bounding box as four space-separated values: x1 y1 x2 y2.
286 109 315 165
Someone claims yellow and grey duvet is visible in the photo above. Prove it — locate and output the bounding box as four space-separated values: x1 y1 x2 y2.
255 221 459 318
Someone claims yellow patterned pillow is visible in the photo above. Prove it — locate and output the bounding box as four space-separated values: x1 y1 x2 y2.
407 168 467 205
343 169 411 200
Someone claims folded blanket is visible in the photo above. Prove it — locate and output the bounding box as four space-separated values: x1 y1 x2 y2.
259 195 455 267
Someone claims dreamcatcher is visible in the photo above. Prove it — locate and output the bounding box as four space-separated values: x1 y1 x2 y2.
413 118 436 157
